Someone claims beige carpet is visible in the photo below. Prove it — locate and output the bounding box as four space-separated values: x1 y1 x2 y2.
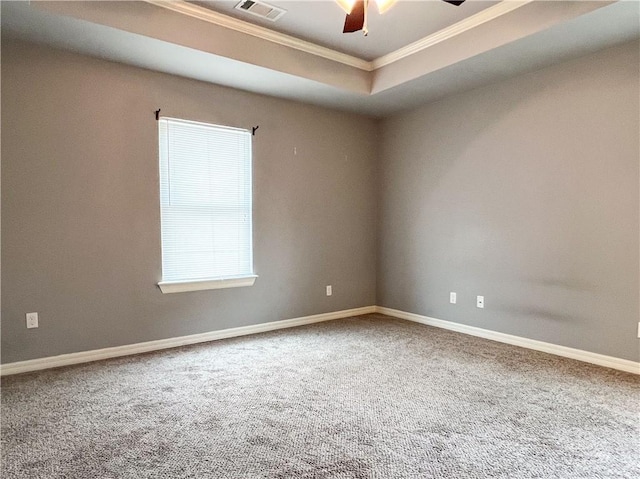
1 314 638 478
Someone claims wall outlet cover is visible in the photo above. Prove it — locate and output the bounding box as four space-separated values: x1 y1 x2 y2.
26 312 39 329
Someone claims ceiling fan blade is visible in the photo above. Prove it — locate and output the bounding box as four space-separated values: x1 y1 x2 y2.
343 0 365 33
442 0 466 5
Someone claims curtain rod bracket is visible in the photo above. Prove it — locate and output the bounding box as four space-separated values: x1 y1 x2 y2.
155 109 161 121
252 125 259 136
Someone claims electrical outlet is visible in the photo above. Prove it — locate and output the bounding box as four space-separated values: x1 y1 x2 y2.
26 312 39 329
450 292 456 304
326 285 332 296
477 296 484 309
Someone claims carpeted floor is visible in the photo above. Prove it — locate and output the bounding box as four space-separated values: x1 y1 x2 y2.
1 314 638 478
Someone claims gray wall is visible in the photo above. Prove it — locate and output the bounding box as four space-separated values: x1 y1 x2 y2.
1 40 378 363
3 39 639 365
378 41 639 361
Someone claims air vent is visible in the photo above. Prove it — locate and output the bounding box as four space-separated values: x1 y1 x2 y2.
234 0 286 22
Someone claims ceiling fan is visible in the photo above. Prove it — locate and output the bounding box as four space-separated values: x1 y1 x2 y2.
336 0 466 36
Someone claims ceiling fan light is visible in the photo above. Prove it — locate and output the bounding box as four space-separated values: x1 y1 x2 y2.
336 0 357 14
376 0 398 14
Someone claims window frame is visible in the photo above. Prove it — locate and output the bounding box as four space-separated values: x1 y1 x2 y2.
156 116 257 294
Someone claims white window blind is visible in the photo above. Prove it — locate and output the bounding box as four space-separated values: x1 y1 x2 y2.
158 117 254 291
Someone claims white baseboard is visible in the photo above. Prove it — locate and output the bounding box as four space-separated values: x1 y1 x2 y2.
3 305 637 376
375 306 640 375
0 306 376 376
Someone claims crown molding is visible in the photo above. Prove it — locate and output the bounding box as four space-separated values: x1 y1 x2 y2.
143 0 374 71
145 0 535 75
371 0 534 69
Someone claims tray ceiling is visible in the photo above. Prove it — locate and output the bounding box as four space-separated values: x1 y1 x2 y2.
2 1 638 117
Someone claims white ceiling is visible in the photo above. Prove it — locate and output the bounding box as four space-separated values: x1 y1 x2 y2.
193 0 500 60
2 1 639 118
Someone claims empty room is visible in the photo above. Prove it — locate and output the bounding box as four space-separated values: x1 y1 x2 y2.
1 1 639 477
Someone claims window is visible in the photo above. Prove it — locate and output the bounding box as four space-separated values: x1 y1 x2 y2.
157 117 256 293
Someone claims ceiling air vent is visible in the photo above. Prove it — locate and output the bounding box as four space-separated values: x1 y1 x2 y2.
234 1 286 22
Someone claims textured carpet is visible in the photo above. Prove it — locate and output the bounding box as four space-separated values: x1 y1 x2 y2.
1 314 638 478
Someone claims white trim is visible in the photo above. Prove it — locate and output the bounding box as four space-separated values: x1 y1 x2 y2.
0 306 376 376
375 306 640 375
143 0 373 71
371 0 533 69
143 0 533 73
158 275 258 293
3 305 635 376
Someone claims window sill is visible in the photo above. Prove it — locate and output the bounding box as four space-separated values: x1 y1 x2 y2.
158 275 258 294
